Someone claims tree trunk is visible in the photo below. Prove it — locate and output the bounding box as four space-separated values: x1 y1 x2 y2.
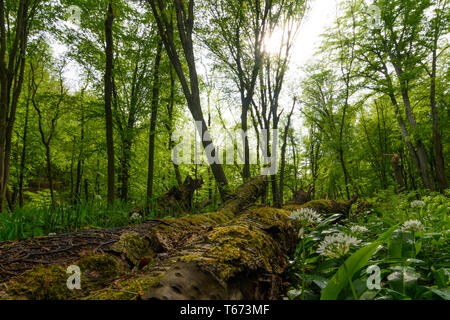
147 41 162 202
430 46 448 192
18 94 30 207
74 105 85 204
104 3 115 206
165 68 182 187
44 144 54 205
278 100 296 208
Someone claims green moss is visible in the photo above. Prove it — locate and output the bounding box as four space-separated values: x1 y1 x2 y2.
111 231 153 266
206 224 279 280
285 199 350 214
86 274 164 300
6 265 74 300
78 254 120 286
300 200 334 211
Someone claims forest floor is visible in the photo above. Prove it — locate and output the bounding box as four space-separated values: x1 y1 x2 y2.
0 187 448 300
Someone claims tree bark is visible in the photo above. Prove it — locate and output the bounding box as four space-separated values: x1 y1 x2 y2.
18 92 30 207
147 41 163 201
104 3 115 206
430 42 448 192
278 99 296 208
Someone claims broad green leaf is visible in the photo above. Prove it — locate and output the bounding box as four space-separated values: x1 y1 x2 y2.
387 266 420 297
388 231 415 259
428 288 450 300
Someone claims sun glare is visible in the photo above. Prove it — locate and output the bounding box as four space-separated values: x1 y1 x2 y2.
263 28 286 56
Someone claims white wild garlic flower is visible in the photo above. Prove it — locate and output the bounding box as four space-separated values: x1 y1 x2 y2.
317 232 361 259
350 225 369 234
399 220 424 233
410 200 426 208
130 212 142 221
289 208 323 226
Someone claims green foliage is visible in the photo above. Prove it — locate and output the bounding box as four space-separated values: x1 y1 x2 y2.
0 200 138 241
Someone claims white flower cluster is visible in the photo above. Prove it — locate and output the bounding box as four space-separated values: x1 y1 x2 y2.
399 220 424 233
350 225 369 234
289 208 323 225
317 232 361 259
130 212 142 221
410 200 426 208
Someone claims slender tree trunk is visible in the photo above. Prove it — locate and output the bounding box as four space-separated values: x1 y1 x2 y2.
75 107 85 203
84 179 89 202
104 3 115 206
339 146 351 200
277 99 295 208
70 137 75 202
430 45 448 192
119 143 131 202
18 95 30 207
147 41 162 201
241 104 250 181
44 144 54 204
165 67 182 186
394 65 433 190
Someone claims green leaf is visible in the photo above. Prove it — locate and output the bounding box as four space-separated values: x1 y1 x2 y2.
428 288 450 300
387 266 420 298
432 268 449 289
388 231 416 259
359 290 379 300
320 224 399 300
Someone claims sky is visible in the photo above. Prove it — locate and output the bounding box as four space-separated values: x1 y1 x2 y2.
290 0 338 69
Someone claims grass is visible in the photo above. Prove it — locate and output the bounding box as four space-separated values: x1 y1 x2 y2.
286 189 450 300
0 189 219 242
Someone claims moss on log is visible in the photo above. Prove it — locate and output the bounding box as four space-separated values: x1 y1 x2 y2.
284 196 358 215
0 176 269 299
141 205 299 300
2 177 360 300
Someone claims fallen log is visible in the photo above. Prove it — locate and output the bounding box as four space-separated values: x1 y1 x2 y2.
141 206 298 300
0 204 298 300
154 176 204 216
0 176 355 300
284 195 359 215
286 187 312 206
0 176 267 292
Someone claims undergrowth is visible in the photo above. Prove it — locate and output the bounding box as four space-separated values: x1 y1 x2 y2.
286 189 449 300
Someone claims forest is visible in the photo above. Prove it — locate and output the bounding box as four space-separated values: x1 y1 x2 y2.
0 0 448 302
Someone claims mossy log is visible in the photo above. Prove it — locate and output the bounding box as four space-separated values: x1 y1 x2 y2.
141 206 298 300
0 204 298 300
284 196 358 215
0 176 267 296
287 187 312 206
154 176 204 216
0 176 355 300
